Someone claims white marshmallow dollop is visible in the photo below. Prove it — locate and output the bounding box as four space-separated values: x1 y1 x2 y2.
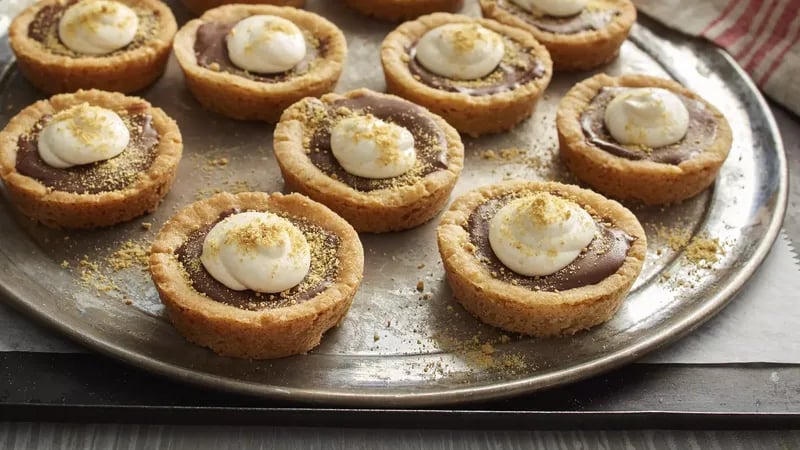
200 212 311 293
604 87 690 148
37 104 130 169
415 23 505 80
489 193 596 277
330 115 417 179
58 0 139 55
226 15 306 74
510 0 588 17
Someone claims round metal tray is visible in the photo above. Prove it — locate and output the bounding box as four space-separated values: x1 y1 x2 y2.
0 0 787 406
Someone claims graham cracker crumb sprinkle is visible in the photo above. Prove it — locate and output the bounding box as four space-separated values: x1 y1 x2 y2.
430 324 530 376
685 236 724 268
78 256 119 294
175 212 340 311
234 18 297 47
656 225 692 252
54 103 112 145
347 114 405 165
62 236 154 303
443 23 500 55
198 27 322 80
655 225 726 269
209 157 228 167
514 192 572 227
19 106 160 194
301 98 446 192
223 220 298 255
108 240 150 271
30 3 159 58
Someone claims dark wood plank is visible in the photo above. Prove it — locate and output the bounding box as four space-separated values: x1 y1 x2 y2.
0 424 799 450
2 352 800 429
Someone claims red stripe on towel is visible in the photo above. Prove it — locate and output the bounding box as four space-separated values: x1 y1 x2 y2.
758 11 800 85
745 2 798 76
701 0 744 36
717 0 765 47
735 0 779 60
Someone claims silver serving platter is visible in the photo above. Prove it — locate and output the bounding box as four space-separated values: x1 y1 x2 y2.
0 0 787 406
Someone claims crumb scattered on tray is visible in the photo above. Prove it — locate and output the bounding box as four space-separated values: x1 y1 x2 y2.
108 240 150 271
685 236 725 268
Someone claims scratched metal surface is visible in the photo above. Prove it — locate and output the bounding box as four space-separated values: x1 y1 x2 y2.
0 0 787 406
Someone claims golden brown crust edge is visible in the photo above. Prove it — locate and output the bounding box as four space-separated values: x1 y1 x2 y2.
0 89 183 229
149 191 364 359
556 74 733 205
437 181 646 336
479 0 636 71
274 88 465 233
180 0 305 17
342 0 463 21
9 0 177 94
173 4 347 123
381 13 553 137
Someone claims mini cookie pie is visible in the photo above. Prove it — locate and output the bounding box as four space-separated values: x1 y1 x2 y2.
479 0 636 71
557 74 733 205
0 89 182 229
181 0 304 17
9 0 177 94
381 13 553 137
149 191 364 359
173 4 347 123
274 88 464 233
437 181 646 336
342 0 463 22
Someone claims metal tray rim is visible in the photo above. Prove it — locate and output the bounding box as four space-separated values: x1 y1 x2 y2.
0 22 788 407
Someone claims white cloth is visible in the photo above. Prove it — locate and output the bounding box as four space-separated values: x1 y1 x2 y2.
635 0 800 116
644 233 800 363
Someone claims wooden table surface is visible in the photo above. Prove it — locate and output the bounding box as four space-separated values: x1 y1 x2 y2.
1 424 800 449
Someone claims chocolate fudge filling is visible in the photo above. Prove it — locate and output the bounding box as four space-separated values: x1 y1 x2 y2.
407 36 546 96
27 4 65 42
27 1 159 57
16 110 160 194
580 87 719 165
305 92 449 192
495 0 619 34
467 193 633 292
174 209 341 311
194 22 323 83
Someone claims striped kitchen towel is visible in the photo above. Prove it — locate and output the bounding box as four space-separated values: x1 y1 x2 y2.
635 0 800 116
